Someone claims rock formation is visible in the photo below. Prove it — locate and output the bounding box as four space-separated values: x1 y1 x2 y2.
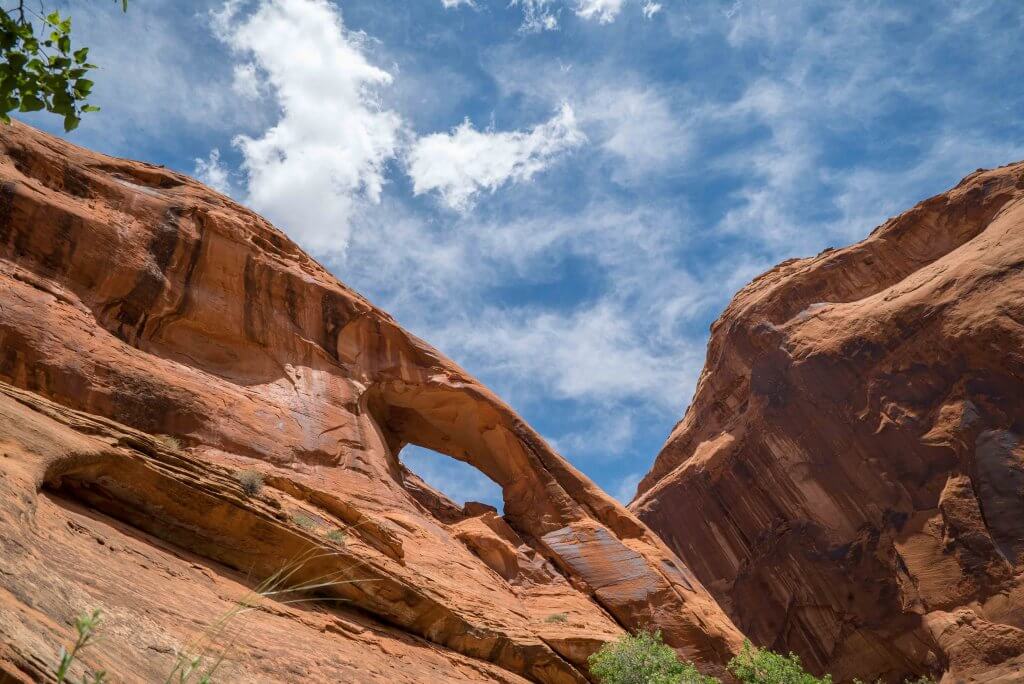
0 121 743 683
632 162 1024 682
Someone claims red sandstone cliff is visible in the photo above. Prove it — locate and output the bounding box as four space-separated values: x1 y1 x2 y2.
0 121 744 683
632 162 1024 682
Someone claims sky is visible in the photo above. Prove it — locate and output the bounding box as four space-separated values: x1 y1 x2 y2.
24 0 1024 510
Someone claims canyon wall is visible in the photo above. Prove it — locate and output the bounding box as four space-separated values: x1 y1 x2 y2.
632 162 1024 682
0 121 743 683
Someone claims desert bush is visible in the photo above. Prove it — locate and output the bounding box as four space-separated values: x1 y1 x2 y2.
728 640 830 684
154 434 182 451
236 470 264 497
588 630 717 684
291 512 320 531
544 613 568 624
326 529 346 543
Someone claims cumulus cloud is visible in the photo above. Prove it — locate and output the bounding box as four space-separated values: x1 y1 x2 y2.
212 0 404 254
193 149 232 195
406 104 586 210
230 63 264 99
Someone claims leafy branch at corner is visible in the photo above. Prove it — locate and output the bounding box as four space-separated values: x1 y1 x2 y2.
0 1 127 131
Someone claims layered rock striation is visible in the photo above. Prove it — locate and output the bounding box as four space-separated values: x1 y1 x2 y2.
0 121 743 683
632 162 1024 682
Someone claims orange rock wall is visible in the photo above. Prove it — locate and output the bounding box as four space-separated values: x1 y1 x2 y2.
632 163 1024 682
0 122 742 683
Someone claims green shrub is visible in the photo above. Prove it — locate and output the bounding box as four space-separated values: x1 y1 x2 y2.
235 470 264 497
544 613 568 624
588 630 717 684
728 640 830 684
291 513 320 531
326 529 346 543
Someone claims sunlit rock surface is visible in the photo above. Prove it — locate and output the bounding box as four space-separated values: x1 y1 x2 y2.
0 122 743 683
632 162 1024 683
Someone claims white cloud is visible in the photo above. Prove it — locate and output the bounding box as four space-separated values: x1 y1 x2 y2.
230 63 264 99
441 0 475 7
510 0 560 32
481 55 696 184
406 104 586 210
642 2 662 19
584 86 691 182
432 302 696 407
212 0 404 255
193 149 232 196
575 0 624 23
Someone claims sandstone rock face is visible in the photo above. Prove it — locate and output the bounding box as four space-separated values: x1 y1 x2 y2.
632 163 1024 682
0 122 743 683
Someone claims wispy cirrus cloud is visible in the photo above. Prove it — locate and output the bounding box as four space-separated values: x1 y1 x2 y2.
575 0 625 24
467 0 656 31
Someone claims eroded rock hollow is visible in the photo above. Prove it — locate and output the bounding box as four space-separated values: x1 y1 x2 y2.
0 122 743 683
632 162 1024 682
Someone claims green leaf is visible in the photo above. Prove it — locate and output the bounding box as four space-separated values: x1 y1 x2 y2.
7 53 27 70
63 112 80 132
73 47 89 64
81 104 100 113
18 93 45 112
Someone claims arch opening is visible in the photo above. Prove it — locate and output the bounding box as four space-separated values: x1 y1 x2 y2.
399 444 505 517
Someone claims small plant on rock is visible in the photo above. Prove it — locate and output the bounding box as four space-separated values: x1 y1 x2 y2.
236 470 264 497
55 609 107 684
588 630 717 684
326 529 346 544
154 434 182 451
291 512 320 531
544 613 568 624
728 640 830 684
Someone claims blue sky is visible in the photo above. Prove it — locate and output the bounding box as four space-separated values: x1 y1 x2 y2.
26 0 1024 509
